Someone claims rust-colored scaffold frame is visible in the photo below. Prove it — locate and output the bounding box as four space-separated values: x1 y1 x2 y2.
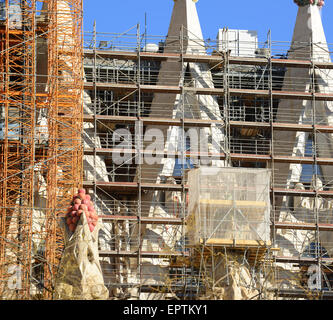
43 0 83 299
0 0 36 299
0 0 83 299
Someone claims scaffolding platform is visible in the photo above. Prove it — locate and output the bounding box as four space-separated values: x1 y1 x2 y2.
199 238 271 247
171 243 279 268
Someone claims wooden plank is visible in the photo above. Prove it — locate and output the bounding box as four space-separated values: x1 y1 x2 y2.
272 188 333 197
200 238 271 247
275 222 333 232
275 256 333 264
199 199 267 207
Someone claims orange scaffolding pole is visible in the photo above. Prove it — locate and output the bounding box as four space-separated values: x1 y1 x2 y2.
0 0 83 299
43 0 83 299
0 0 36 299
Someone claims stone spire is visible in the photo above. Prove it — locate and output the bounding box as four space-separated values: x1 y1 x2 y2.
137 1 225 299
290 1 329 61
274 1 333 236
165 0 205 54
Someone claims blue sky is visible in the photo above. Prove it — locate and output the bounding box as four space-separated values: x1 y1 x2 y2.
83 0 333 44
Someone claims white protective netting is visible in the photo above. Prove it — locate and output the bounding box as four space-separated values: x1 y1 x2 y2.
187 167 271 245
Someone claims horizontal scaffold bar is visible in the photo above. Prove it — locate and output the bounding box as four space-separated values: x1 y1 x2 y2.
275 289 333 299
100 215 183 225
83 148 333 165
83 181 187 192
84 114 223 127
99 250 188 258
83 181 333 197
274 222 333 231
84 82 333 101
272 188 333 198
84 115 333 133
83 49 333 70
275 256 333 264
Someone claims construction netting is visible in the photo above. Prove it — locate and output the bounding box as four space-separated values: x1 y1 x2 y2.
187 167 271 245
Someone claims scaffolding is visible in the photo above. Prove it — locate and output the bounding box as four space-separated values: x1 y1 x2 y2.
1 1 333 300
0 0 83 299
82 21 333 299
